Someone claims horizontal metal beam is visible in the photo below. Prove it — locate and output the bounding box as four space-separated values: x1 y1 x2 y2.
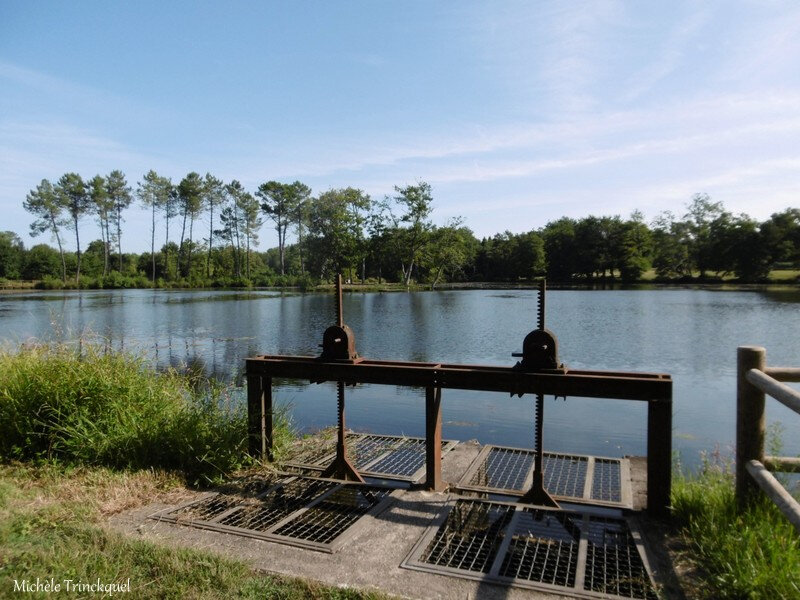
245 355 672 402
746 460 800 534
746 368 800 415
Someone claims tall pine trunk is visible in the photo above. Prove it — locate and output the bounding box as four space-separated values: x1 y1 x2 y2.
104 220 111 274
187 214 194 277
178 209 187 278
151 203 156 285
116 211 123 272
278 217 285 275
165 211 171 279
207 203 213 278
51 215 66 282
73 215 82 284
99 213 108 276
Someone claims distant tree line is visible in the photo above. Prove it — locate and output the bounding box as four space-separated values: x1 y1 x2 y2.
2 170 800 288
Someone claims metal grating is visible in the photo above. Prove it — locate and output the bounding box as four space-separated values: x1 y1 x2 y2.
349 434 397 468
273 485 391 544
218 479 337 531
171 494 240 521
281 433 457 482
584 517 658 599
150 476 395 552
366 445 425 477
498 508 580 587
420 500 515 573
592 458 622 503
543 454 588 498
403 498 658 600
467 447 534 490
456 445 631 508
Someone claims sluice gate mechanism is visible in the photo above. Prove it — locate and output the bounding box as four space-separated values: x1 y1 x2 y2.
153 277 673 599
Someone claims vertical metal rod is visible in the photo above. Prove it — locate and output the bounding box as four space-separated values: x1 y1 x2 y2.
521 279 558 507
538 278 546 330
322 380 365 482
336 380 346 454
425 386 444 491
532 392 545 485
736 346 766 507
336 273 343 327
264 377 273 461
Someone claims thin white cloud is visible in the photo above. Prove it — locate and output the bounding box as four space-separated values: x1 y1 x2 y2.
622 6 714 102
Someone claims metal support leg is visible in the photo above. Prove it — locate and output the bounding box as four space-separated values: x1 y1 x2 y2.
247 374 273 461
425 386 444 491
647 397 672 517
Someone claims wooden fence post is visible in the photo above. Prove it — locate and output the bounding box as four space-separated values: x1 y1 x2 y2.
736 346 766 507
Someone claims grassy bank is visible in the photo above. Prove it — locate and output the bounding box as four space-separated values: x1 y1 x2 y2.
671 462 800 599
0 463 385 599
0 342 383 598
0 342 279 484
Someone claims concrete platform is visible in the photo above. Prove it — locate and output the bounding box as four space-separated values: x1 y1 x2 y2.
109 439 680 599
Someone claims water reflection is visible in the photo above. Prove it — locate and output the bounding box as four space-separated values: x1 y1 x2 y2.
1 287 799 467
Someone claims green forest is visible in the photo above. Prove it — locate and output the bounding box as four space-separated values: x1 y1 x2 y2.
2 170 800 289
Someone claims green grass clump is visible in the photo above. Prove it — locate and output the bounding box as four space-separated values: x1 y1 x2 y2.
672 465 800 599
0 342 259 484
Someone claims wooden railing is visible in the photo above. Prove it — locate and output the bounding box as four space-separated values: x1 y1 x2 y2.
736 346 800 533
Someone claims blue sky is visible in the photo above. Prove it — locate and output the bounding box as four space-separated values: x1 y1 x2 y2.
2 1 800 252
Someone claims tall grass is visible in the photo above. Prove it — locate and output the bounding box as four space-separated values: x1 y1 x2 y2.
0 342 277 484
672 455 800 599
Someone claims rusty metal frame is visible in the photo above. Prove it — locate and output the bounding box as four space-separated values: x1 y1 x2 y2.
245 357 672 516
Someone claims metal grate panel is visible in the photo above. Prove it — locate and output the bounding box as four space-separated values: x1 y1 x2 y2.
420 500 515 573
467 447 534 490
498 508 581 587
456 445 630 508
282 433 457 482
171 494 240 521
403 498 657 600
543 454 588 498
591 459 622 503
273 485 391 544
366 445 424 476
150 476 395 552
584 517 658 599
348 434 397 468
218 479 337 531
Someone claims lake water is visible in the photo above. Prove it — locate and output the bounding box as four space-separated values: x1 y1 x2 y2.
2 287 799 468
